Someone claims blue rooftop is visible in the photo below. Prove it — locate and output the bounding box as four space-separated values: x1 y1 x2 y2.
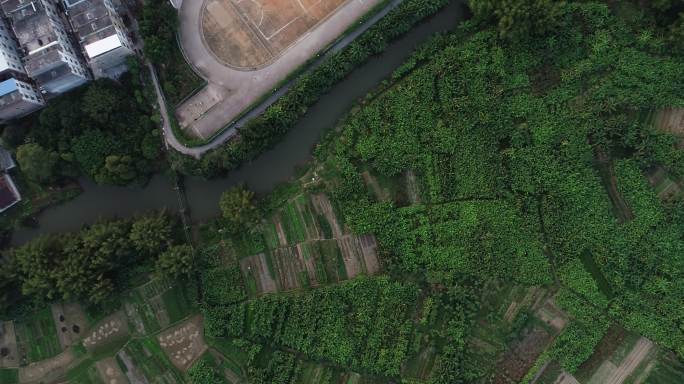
0 79 18 97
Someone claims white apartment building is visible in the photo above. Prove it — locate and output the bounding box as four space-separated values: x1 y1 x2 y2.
0 16 24 75
64 0 134 79
0 77 44 120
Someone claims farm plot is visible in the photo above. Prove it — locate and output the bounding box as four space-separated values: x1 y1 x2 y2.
14 309 62 363
117 338 183 384
66 358 105 384
0 321 19 368
157 316 207 372
124 278 195 335
238 193 382 296
466 282 560 382
82 311 130 356
646 166 683 202
51 302 90 350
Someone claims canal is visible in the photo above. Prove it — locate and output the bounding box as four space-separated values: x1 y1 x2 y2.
11 1 467 245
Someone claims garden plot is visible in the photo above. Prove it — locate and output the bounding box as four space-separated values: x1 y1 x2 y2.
14 309 62 364
117 338 183 384
240 252 278 295
310 194 344 238
18 349 76 384
50 302 89 350
83 311 130 354
647 166 682 202
157 316 207 372
124 278 194 335
95 357 128 384
0 321 18 368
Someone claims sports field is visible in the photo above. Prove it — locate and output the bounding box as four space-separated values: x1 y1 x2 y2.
202 0 347 68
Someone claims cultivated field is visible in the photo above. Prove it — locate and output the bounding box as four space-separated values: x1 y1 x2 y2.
238 192 381 296
157 316 207 372
201 0 348 69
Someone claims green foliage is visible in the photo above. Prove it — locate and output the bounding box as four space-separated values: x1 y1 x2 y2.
5 213 177 305
16 143 59 183
469 0 568 40
188 353 228 384
27 78 159 185
155 244 194 280
219 185 260 234
201 266 247 307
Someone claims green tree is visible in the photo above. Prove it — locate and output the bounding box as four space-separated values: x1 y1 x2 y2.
16 143 59 183
219 185 259 233
129 213 173 255
468 0 567 40
96 155 137 185
155 244 193 279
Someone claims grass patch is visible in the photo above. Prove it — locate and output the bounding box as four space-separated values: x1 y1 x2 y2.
14 308 61 362
161 284 196 324
0 369 18 384
119 338 183 383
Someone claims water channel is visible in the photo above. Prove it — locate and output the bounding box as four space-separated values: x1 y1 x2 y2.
11 1 467 245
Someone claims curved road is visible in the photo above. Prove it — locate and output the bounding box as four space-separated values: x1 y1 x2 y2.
160 0 404 158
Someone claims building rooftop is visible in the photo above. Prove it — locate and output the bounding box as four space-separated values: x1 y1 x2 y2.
0 78 18 96
65 0 118 45
85 34 123 59
0 147 15 171
0 174 20 213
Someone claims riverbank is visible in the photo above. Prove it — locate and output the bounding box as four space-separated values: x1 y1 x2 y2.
10 1 466 246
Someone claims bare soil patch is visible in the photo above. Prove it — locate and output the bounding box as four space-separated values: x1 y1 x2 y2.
96 357 128 384
201 0 347 69
239 253 278 294
494 327 553 383
19 349 75 384
83 312 130 353
654 108 684 137
310 194 344 238
157 316 208 372
51 302 89 350
0 321 18 368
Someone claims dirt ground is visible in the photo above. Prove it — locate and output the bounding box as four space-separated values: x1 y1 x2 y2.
654 108 684 137
0 321 18 368
494 327 553 383
588 337 654 384
201 0 347 69
240 253 278 294
157 316 208 372
82 312 130 352
535 298 569 332
310 194 344 239
50 303 89 350
96 357 129 384
18 349 76 384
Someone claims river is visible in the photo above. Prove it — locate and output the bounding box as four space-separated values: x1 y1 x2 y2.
11 1 467 245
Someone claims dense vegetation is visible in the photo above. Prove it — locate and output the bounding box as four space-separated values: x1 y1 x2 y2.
3 73 161 186
309 0 684 367
0 212 181 311
139 0 204 105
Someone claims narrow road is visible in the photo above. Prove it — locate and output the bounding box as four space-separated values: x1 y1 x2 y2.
163 0 405 158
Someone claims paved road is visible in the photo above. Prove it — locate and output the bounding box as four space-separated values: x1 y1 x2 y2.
164 0 404 157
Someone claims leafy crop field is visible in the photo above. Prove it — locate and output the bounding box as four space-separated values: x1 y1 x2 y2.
14 309 61 362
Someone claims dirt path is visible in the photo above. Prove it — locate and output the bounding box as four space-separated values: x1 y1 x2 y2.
594 148 633 223
555 372 581 384
605 337 653 384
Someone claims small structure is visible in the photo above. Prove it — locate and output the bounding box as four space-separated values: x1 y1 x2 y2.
0 146 20 213
64 0 134 79
0 78 44 120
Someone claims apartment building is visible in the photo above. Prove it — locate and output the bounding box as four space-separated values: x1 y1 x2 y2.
1 0 89 94
0 16 23 76
0 77 44 119
64 0 134 79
